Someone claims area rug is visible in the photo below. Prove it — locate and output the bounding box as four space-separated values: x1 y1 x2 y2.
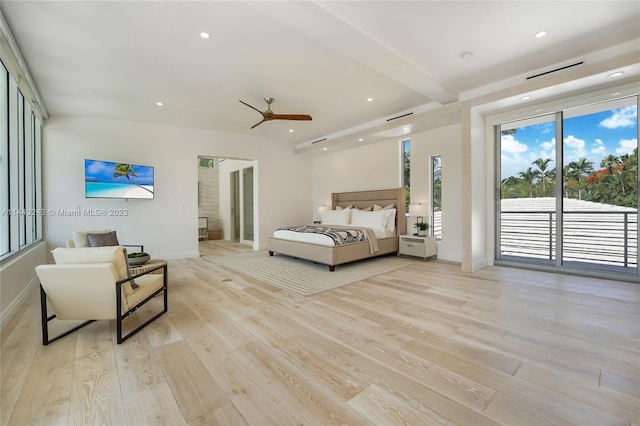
204 251 413 296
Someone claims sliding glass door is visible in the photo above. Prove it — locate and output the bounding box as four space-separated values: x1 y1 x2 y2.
562 99 638 272
498 113 557 264
497 96 638 278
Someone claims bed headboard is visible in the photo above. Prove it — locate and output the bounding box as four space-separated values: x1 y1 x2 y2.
331 188 406 236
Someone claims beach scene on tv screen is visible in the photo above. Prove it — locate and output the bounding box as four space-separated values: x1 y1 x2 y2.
85 159 154 199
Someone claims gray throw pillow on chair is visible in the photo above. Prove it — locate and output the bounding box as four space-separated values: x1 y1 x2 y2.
87 231 119 247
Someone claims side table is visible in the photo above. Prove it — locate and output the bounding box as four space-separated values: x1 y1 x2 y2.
129 259 167 276
398 235 436 260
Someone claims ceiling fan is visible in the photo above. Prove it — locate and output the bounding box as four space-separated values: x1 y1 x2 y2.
239 97 312 129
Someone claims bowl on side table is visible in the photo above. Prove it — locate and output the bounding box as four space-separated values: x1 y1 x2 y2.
127 252 150 266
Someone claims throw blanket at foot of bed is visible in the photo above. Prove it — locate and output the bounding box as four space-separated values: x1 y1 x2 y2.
275 225 379 254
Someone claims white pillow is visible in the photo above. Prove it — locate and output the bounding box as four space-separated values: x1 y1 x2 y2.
321 208 350 225
384 208 397 232
351 209 391 230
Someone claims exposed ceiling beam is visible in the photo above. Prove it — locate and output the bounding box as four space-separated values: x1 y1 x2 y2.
245 1 459 105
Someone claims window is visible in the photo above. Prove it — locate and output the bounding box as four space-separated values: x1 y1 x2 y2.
431 155 442 239
496 95 638 279
0 60 43 259
401 139 410 209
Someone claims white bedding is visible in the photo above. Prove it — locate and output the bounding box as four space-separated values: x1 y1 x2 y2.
273 226 394 246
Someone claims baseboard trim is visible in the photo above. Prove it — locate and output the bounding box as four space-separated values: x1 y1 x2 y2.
0 274 38 331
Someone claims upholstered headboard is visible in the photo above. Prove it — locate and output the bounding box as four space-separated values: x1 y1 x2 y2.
331 188 406 236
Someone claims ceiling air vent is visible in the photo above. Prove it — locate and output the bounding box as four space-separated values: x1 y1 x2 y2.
311 138 327 144
386 112 414 122
526 61 584 80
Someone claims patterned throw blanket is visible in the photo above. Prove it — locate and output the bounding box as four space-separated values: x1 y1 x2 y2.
276 225 379 254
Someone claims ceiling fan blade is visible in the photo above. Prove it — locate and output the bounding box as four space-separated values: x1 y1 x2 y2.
250 118 267 129
239 100 265 116
269 114 312 121
242 98 312 128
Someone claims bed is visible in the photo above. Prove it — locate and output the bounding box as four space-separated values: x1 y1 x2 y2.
268 188 406 271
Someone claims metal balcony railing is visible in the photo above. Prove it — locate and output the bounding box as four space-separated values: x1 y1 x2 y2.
500 210 638 269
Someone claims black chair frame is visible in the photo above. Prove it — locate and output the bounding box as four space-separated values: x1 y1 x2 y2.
40 263 168 345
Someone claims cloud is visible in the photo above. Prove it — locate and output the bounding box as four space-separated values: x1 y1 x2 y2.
563 135 587 161
501 134 528 153
600 105 637 129
591 138 606 155
541 140 555 151
615 138 638 155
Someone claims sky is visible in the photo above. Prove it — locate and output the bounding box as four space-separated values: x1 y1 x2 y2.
84 159 154 185
501 103 638 179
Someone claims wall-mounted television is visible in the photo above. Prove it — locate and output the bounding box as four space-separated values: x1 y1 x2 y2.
85 159 154 199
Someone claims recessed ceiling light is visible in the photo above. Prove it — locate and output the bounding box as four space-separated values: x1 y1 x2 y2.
534 30 547 38
609 71 624 78
200 32 210 39
521 95 531 101
156 101 164 106
323 147 328 151
403 126 410 131
358 138 364 142
367 97 373 102
289 129 294 133
612 92 621 96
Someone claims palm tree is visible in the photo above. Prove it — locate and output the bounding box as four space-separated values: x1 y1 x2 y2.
500 176 520 198
532 158 552 196
567 157 594 200
600 155 620 175
518 167 537 198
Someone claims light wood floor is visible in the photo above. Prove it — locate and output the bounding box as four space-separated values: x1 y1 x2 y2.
2 240 639 425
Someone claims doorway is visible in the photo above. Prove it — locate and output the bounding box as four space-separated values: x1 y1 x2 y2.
197 157 256 246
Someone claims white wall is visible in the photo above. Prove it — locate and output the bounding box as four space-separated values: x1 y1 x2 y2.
312 141 400 220
312 123 463 263
43 116 312 257
410 123 463 262
0 242 47 329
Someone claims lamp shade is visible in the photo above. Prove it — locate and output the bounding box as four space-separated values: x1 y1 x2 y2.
409 202 428 217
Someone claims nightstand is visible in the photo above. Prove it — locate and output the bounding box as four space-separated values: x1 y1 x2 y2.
399 235 436 260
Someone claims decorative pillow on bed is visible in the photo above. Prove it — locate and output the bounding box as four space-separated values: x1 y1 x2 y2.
321 208 350 225
351 209 392 230
335 204 353 210
373 203 395 211
354 205 373 211
384 208 397 232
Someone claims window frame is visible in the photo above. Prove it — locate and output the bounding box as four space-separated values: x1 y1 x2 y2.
0 60 43 261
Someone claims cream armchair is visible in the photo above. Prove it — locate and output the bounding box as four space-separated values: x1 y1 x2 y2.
35 246 167 345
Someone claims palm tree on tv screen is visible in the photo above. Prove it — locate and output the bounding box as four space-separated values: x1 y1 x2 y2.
113 163 138 181
113 163 153 194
